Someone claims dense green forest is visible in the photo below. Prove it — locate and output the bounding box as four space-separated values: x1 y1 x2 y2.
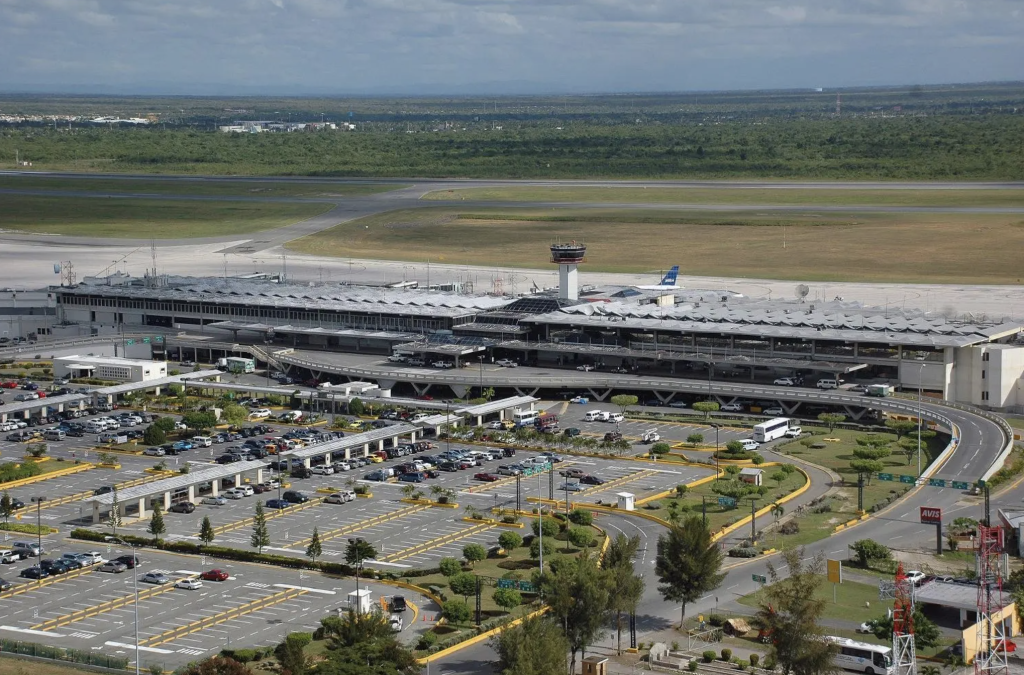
1 83 1021 179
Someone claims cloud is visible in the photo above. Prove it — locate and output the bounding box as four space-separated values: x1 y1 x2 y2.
0 0 1020 92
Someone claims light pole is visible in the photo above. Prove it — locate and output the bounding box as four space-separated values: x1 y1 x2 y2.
478 356 484 399
107 536 140 675
31 496 45 563
710 423 721 480
917 363 924 478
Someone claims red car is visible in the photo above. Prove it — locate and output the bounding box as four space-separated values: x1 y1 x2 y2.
474 472 500 482
199 569 230 582
0 382 16 389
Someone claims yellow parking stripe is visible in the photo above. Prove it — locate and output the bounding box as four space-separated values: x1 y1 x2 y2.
32 578 186 630
140 588 307 647
291 505 429 548
210 497 323 536
0 568 93 599
380 522 494 563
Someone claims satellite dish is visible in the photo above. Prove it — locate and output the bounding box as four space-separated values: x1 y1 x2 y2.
795 284 810 301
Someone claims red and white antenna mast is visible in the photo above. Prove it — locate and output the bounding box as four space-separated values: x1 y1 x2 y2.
892 564 916 675
975 525 1008 675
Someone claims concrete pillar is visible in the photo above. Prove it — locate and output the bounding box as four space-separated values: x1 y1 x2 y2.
210 481 219 497
345 447 351 460
188 485 195 502
475 414 483 426
255 468 264 483
410 430 417 441
303 457 311 468
163 491 171 509
92 502 101 524
137 497 147 520
234 473 241 487
154 386 161 396
378 439 385 451
498 410 505 420
324 452 331 465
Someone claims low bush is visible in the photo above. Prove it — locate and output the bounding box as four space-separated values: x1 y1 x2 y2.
778 520 800 535
721 648 733 661
417 631 438 650
0 460 42 484
749 654 760 667
703 651 717 663
728 547 759 558
688 661 699 671
737 659 750 669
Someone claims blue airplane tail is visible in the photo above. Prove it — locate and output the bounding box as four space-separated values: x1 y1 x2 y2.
660 265 679 286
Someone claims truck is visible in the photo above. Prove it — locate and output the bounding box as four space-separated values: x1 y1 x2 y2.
225 357 256 374
865 384 894 398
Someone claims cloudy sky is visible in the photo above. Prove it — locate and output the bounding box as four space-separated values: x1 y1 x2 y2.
1 0 1022 94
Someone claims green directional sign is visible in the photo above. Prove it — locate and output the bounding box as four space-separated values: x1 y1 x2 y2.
752 574 767 584
952 481 970 490
142 337 151 344
877 473 894 482
497 579 514 589
517 581 535 593
125 339 135 346
718 496 737 508
154 336 163 343
899 475 916 484
929 478 947 488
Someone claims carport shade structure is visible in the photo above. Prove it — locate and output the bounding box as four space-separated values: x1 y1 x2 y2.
82 460 269 523
279 423 420 467
455 395 538 426
0 393 88 422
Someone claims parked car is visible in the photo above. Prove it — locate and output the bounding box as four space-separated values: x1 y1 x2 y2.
265 499 290 509
114 555 141 569
773 377 796 386
202 495 227 506
199 569 230 582
495 359 518 368
720 403 743 412
310 465 335 476
175 578 204 590
580 475 606 486
763 407 785 416
325 491 356 504
169 502 196 514
99 561 128 574
282 491 309 504
20 566 48 579
0 578 12 591
474 472 500 482
141 572 171 585
143 446 166 457
39 559 71 575
223 488 247 500
569 396 589 404
558 482 585 492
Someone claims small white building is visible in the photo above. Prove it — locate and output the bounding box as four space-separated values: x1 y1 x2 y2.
739 468 764 485
54 355 167 383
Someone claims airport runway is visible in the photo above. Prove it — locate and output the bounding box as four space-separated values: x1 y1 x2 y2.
1 173 1022 319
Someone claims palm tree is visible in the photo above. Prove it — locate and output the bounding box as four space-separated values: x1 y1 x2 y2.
770 503 784 524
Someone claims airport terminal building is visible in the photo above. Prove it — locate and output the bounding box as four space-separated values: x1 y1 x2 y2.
50 272 1024 411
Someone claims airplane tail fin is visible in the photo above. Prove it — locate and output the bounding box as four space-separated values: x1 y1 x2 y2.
660 265 679 286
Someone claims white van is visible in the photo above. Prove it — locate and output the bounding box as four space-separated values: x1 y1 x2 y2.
583 410 604 422
608 412 624 423
191 436 213 447
44 429 66 441
817 379 839 390
0 549 18 564
86 420 106 433
739 439 760 451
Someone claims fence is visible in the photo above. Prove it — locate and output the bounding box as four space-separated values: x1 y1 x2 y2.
0 637 129 670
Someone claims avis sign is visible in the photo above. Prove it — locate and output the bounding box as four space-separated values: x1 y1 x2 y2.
920 506 942 525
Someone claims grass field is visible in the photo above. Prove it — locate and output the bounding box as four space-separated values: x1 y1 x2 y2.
0 175 405 198
1 194 333 238
286 206 1024 284
423 186 1024 208
0 660 103 675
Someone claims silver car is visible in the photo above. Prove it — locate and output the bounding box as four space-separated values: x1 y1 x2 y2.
141 572 170 585
99 561 127 574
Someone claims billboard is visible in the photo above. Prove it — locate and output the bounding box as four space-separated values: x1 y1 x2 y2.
920 506 942 525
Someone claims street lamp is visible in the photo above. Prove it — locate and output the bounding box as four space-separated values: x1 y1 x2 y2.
709 424 721 480
106 536 140 675
30 496 45 565
478 356 484 399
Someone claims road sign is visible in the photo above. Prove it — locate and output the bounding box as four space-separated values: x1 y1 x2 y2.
718 497 737 508
826 559 843 584
899 474 916 484
920 506 942 525
125 339 135 346
497 579 514 589
952 481 970 490
518 581 535 593
928 478 946 488
877 473 894 482
154 336 163 343
142 337 151 344
752 574 767 584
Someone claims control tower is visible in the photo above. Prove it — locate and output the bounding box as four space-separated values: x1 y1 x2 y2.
550 241 586 300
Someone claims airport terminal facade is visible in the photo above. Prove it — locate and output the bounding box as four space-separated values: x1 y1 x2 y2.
52 274 1024 411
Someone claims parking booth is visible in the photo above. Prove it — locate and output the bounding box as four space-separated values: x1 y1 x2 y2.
348 589 373 614
616 492 636 511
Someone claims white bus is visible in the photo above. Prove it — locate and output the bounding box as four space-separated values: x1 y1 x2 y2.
829 636 894 675
512 409 539 428
753 417 792 443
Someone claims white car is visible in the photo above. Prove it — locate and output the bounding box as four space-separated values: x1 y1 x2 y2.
720 403 743 412
325 491 356 504
486 421 505 429
569 396 589 404
141 572 171 585
175 578 204 590
173 422 188 431
310 465 334 475
332 462 352 472
202 495 227 506
495 359 518 368
905 570 926 586
784 426 803 438
773 377 796 386
143 447 165 457
763 407 785 416
239 485 254 496
596 411 612 422
389 614 404 631
249 409 272 419
738 439 760 451
223 488 246 500
432 361 454 369
387 354 408 363
576 364 595 372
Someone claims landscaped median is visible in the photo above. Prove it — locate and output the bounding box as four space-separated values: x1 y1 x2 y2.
0 458 93 490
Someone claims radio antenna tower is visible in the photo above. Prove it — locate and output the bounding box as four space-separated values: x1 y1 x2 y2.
59 261 76 287
975 526 1008 675
891 564 916 675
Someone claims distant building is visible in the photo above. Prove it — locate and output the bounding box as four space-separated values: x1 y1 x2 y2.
739 468 763 485
54 355 167 383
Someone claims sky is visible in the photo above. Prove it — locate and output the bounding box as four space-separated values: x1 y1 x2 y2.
1 0 1022 95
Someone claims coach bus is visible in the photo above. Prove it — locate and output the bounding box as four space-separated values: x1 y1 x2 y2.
828 636 894 675
752 417 792 443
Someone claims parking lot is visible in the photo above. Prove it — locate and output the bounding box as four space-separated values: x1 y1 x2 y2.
560 403 752 447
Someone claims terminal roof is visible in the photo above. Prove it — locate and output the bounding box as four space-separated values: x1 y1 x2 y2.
85 460 269 506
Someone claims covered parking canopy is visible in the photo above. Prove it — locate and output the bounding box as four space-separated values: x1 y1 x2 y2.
280 423 419 467
456 395 538 426
82 460 268 523
0 393 88 421
415 413 463 435
92 369 224 403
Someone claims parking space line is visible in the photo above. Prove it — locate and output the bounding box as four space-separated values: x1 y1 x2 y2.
140 588 307 647
290 504 429 548
210 497 324 536
380 522 495 562
31 577 190 631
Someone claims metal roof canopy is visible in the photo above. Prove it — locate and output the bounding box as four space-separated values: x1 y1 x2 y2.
185 381 301 397
84 460 269 506
392 342 488 357
280 422 419 460
914 580 1007 612
1 393 88 415
457 395 538 417
95 370 223 397
416 414 462 426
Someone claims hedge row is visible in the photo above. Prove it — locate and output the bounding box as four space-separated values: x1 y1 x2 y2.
0 461 42 484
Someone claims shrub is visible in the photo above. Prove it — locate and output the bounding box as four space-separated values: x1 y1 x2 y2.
567 526 594 549
417 631 438 650
749 654 760 667
703 651 717 663
498 531 523 551
721 648 733 661
529 538 553 559
531 517 559 538
737 659 749 669
778 520 800 535
728 547 759 558
568 509 593 526
688 661 699 672
672 641 680 651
